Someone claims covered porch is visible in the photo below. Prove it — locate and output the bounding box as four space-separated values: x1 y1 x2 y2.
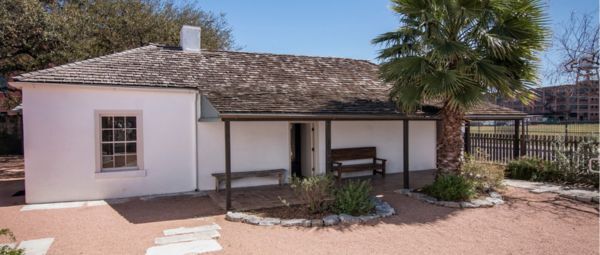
213 114 438 211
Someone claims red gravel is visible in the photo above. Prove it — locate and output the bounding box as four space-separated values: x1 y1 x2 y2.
0 183 598 255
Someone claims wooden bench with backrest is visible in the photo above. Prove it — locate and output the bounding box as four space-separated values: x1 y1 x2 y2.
211 169 286 192
331 147 386 180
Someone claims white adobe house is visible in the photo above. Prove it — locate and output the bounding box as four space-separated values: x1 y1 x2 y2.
10 26 525 205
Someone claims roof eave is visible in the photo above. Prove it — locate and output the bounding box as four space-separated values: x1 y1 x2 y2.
214 112 440 121
466 114 527 120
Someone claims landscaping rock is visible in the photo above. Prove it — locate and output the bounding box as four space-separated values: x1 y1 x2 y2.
339 214 361 225
460 202 479 208
488 191 502 199
311 219 324 227
225 211 246 222
485 197 505 205
302 219 312 228
375 202 395 217
242 215 262 225
323 215 340 226
531 186 562 194
437 201 461 208
394 189 412 195
421 195 438 204
259 218 281 226
359 214 380 223
408 192 426 199
471 199 494 208
226 196 398 228
558 190 597 203
592 196 599 203
281 219 305 227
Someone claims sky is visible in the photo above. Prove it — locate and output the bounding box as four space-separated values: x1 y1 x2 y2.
194 0 599 86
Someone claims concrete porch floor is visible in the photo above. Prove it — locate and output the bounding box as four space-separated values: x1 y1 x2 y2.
208 170 436 211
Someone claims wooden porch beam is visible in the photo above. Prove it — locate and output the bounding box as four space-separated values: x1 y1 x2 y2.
403 120 409 189
225 120 232 211
325 120 332 174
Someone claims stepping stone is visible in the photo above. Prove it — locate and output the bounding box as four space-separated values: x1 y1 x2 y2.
163 223 221 236
154 231 220 245
21 202 85 211
146 240 222 255
17 238 54 255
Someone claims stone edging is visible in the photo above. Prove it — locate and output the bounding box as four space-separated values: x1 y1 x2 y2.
503 179 599 204
225 197 396 227
394 189 504 208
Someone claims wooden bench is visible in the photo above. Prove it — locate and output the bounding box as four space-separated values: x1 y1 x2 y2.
331 147 386 180
211 169 286 192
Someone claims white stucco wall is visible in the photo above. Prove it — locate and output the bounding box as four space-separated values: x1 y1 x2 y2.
197 121 290 191
331 121 404 177
328 120 436 178
21 84 197 203
408 121 437 171
21 82 438 202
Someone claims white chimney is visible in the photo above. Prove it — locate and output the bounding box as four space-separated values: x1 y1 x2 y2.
180 25 201 52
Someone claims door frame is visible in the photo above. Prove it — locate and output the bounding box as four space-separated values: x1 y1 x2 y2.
288 121 318 177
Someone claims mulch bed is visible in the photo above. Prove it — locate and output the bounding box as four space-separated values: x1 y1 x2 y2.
249 205 336 220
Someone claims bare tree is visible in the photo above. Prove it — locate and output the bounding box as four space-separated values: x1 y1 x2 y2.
544 11 599 84
543 11 599 121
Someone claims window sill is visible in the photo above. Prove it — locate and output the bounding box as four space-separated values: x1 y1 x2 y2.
95 169 147 179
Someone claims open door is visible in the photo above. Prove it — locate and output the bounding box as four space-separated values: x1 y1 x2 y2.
290 123 315 178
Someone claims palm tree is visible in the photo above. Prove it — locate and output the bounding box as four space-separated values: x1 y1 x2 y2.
373 0 548 174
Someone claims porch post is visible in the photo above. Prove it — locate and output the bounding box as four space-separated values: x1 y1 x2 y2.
325 120 332 174
224 120 232 211
403 120 409 189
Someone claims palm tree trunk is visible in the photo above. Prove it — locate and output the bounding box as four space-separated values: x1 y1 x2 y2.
437 105 465 175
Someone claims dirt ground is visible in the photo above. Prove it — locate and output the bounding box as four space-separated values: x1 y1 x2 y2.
0 157 598 255
0 156 24 180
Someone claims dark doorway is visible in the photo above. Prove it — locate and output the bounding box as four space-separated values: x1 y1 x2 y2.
290 123 303 178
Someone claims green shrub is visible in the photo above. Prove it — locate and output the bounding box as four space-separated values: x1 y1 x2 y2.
422 174 476 201
505 140 599 188
531 163 563 183
333 180 374 216
461 156 504 192
0 229 24 255
289 175 334 214
548 139 599 188
506 157 548 180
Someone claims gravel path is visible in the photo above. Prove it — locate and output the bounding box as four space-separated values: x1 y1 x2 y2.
0 185 598 255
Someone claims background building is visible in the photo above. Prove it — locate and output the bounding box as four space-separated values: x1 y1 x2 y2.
493 80 599 122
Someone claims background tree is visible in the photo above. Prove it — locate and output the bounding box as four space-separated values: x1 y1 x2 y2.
0 0 235 109
373 0 548 173
544 11 599 84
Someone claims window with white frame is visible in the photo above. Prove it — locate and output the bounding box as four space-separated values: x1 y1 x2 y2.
98 112 141 171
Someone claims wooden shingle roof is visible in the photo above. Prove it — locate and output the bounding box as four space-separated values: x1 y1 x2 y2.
13 44 524 119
